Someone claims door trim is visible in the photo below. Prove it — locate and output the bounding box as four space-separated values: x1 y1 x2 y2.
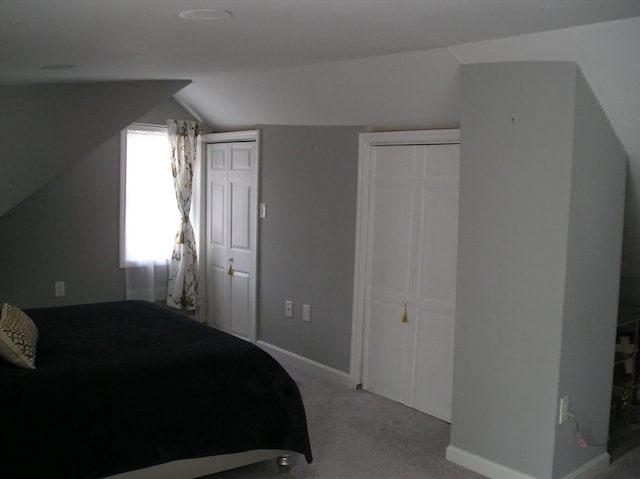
200 130 260 342
349 129 460 388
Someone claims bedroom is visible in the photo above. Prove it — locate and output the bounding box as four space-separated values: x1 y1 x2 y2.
1 2 640 478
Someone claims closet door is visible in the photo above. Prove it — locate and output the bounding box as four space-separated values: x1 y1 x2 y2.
364 145 421 406
411 144 459 421
362 142 459 422
205 141 257 342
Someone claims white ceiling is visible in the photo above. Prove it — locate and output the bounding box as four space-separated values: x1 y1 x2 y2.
1 0 639 83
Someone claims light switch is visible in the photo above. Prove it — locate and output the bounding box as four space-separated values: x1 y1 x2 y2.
303 304 311 322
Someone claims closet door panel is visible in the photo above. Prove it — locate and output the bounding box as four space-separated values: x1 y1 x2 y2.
364 146 420 403
412 144 459 421
413 309 455 422
366 296 410 403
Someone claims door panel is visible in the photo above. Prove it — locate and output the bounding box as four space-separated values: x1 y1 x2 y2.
369 184 416 295
230 183 251 250
209 183 225 245
208 265 227 330
230 271 250 337
365 297 409 403
413 309 455 421
364 146 420 404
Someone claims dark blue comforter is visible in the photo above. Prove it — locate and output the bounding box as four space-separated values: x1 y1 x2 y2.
0 300 312 478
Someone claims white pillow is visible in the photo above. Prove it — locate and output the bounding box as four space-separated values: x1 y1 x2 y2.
0 303 38 369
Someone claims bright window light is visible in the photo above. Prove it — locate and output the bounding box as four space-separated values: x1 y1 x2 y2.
120 124 180 266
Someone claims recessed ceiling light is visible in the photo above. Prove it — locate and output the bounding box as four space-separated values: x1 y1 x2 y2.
40 64 75 70
178 9 232 21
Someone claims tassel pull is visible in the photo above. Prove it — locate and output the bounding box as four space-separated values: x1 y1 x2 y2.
402 301 408 323
227 257 234 276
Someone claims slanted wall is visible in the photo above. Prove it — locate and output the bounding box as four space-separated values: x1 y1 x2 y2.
0 80 189 217
553 67 626 477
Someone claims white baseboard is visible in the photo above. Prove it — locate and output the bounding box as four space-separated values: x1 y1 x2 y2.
446 446 609 479
257 340 352 389
559 453 609 479
446 446 538 479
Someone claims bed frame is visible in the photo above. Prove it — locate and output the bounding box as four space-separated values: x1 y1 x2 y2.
105 450 293 478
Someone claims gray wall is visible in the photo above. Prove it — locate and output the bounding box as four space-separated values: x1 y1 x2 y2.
0 96 196 308
258 125 365 373
553 67 627 477
449 62 625 478
0 81 189 217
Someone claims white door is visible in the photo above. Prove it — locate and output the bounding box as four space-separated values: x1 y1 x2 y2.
205 141 257 342
362 141 459 422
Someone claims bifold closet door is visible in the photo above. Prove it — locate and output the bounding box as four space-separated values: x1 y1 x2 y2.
363 143 459 422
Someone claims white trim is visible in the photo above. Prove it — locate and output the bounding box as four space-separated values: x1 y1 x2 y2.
447 446 610 479
446 446 538 479
359 129 460 146
119 128 127 268
350 129 461 388
200 130 260 342
559 453 610 479
257 340 353 389
202 130 258 143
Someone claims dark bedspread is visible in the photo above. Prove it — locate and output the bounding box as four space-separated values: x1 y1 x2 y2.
0 300 312 478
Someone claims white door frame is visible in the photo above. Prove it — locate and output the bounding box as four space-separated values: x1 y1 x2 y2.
349 129 460 388
200 130 260 342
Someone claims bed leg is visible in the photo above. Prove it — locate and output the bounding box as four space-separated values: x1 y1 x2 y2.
276 454 293 468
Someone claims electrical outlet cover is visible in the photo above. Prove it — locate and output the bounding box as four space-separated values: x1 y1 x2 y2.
559 395 570 424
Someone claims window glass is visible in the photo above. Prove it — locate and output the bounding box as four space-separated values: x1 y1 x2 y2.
120 124 179 266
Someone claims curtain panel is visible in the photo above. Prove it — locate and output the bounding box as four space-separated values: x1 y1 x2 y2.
166 120 201 310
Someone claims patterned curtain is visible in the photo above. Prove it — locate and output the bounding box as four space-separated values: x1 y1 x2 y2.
166 120 201 310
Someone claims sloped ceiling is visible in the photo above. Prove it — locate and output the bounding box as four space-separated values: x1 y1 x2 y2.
0 80 190 216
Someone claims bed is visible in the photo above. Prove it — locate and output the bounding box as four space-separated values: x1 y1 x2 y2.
0 300 312 478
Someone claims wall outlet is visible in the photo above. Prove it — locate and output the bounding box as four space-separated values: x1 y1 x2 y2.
285 300 293 318
559 395 570 424
303 304 311 322
55 281 66 297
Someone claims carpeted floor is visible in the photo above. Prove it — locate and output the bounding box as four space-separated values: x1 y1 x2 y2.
206 366 640 479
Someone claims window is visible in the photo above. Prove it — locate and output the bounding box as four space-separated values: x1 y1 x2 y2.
120 124 179 266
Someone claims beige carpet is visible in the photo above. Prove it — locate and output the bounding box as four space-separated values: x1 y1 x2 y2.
206 366 640 479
